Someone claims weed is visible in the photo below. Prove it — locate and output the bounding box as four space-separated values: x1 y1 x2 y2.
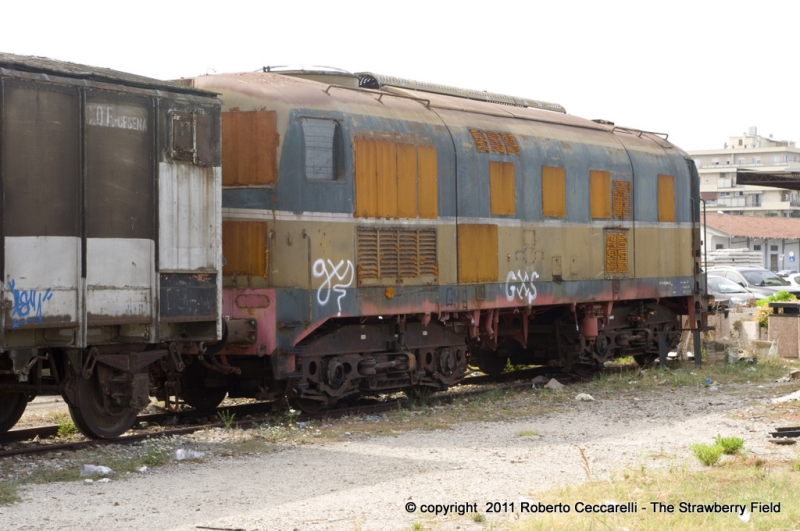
715 434 745 455
474 513 486 523
576 446 591 479
0 481 20 506
516 430 539 437
691 443 724 466
219 409 236 429
52 412 78 438
141 438 173 466
411 521 422 531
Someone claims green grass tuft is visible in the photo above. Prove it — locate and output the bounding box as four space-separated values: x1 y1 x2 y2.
691 443 724 466
715 435 744 455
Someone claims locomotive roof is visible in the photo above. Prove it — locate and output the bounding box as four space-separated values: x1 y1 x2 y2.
0 52 217 98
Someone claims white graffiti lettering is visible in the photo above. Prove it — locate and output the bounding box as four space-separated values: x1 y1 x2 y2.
312 259 355 314
85 104 148 132
505 270 539 304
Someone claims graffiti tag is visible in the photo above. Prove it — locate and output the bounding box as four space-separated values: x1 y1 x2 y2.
313 259 355 314
8 279 53 328
505 270 539 304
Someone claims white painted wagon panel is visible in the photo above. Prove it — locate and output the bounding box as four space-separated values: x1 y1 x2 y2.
86 239 153 322
4 236 80 328
158 163 220 271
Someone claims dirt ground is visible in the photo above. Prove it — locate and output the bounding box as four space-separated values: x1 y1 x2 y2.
1 378 798 531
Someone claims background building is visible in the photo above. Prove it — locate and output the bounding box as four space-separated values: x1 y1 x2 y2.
690 127 800 216
702 212 800 270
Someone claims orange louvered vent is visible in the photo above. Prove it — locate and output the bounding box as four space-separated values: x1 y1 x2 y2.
357 227 438 285
501 133 520 155
612 180 632 220
605 230 628 276
485 131 506 154
469 130 490 152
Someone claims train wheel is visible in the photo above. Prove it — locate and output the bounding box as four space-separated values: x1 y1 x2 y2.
0 392 27 434
68 375 137 439
181 361 227 413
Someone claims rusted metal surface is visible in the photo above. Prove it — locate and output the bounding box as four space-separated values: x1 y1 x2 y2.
605 230 629 276
222 110 278 186
612 180 632 219
222 221 268 277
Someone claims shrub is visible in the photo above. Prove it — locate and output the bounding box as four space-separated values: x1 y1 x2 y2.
715 435 744 455
691 443 724 466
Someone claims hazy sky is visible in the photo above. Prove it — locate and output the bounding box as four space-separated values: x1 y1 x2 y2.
2 0 796 151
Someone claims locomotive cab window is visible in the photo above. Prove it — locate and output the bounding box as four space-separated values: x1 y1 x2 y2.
301 118 343 181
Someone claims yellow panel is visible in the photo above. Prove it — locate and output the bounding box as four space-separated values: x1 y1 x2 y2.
418 145 438 219
658 174 675 222
222 221 268 277
354 138 377 218
222 111 278 186
490 161 515 215
590 170 611 219
542 166 566 218
458 224 498 283
375 141 398 219
396 143 418 219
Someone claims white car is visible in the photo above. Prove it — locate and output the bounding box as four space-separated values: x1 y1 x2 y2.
706 275 757 307
787 273 800 287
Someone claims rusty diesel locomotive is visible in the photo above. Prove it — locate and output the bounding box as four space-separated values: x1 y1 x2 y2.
180 69 709 414
0 56 709 438
0 54 222 438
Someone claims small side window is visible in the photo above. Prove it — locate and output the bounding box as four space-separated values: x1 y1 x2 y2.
302 118 342 181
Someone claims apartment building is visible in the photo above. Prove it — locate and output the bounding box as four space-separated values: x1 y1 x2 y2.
689 127 800 216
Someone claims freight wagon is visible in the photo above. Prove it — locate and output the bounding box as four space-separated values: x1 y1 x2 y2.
0 53 222 438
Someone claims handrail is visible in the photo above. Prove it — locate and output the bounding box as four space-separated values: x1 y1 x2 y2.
323 84 430 108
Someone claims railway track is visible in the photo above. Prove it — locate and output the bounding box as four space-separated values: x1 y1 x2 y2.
0 367 578 458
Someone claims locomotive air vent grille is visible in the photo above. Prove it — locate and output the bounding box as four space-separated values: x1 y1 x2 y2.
501 133 520 155
469 129 519 156
605 229 628 276
357 227 438 285
419 230 438 276
485 131 506 154
356 229 379 280
470 130 490 152
612 180 632 220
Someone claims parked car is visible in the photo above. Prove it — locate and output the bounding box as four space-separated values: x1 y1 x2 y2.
777 270 798 278
706 276 757 307
787 273 800 287
706 267 800 299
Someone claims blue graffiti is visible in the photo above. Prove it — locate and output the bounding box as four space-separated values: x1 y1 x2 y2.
8 279 53 328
